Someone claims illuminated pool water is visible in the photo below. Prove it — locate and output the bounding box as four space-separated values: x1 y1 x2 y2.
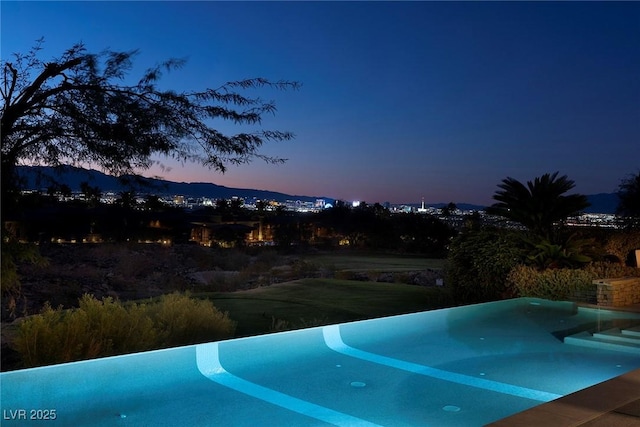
2 298 640 426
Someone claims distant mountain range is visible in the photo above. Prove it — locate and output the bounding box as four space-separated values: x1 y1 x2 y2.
16 165 621 213
16 165 331 204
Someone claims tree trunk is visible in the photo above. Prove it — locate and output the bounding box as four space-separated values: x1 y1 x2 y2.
1 156 19 221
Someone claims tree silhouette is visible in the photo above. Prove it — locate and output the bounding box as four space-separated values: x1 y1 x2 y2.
79 181 102 207
115 191 137 210
487 172 589 241
143 195 165 212
617 171 640 228
1 39 299 216
442 202 457 217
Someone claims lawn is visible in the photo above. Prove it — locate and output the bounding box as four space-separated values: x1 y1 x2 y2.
302 252 446 272
201 278 453 337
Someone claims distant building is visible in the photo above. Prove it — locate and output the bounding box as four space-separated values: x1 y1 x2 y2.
417 197 427 213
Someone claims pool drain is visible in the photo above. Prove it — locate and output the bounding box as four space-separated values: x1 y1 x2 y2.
442 405 461 412
350 381 366 388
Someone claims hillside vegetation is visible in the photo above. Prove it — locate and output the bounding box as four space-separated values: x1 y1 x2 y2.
1 244 450 370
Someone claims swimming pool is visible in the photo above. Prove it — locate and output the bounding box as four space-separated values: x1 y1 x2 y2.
2 298 639 426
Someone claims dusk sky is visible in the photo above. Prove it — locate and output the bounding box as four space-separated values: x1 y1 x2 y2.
2 1 639 205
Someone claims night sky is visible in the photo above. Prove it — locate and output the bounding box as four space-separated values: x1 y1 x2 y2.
2 1 639 205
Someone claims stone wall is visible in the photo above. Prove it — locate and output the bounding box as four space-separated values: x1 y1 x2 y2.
594 277 640 307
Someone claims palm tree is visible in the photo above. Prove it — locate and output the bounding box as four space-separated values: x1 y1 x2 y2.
487 172 589 241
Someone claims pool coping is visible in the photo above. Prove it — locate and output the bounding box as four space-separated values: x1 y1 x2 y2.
489 302 640 426
487 368 640 426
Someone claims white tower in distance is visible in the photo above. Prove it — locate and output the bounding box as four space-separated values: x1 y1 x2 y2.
417 197 427 213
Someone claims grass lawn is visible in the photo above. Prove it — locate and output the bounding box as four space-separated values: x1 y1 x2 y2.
200 278 453 337
303 252 446 272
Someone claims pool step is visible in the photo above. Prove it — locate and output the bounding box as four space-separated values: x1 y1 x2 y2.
564 327 640 355
622 325 640 337
593 328 640 345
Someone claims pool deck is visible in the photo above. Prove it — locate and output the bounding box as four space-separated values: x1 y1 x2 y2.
490 303 640 427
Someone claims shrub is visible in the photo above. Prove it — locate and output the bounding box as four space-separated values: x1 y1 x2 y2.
393 272 412 284
15 295 158 367
290 259 319 278
14 293 235 368
603 230 640 265
583 261 640 280
507 265 594 300
523 234 596 270
147 293 236 347
446 228 524 303
508 261 640 301
1 240 47 294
